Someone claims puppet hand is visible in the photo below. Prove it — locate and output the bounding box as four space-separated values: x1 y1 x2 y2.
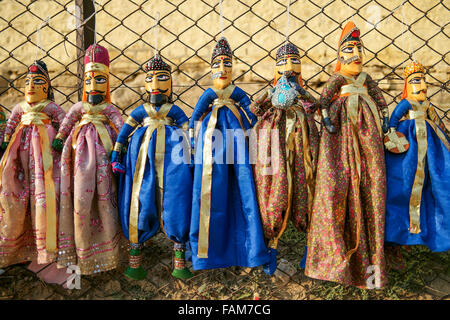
111 151 125 174
52 138 64 152
382 117 389 134
323 117 337 134
111 161 125 174
388 127 397 134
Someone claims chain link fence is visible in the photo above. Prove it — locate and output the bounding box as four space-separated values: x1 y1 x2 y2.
0 0 449 300
0 0 448 119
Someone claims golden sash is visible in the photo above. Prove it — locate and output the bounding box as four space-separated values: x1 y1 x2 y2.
405 100 450 234
72 102 115 157
128 103 174 244
0 100 57 253
339 72 383 262
197 85 247 258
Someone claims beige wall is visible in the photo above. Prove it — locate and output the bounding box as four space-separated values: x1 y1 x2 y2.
0 0 448 118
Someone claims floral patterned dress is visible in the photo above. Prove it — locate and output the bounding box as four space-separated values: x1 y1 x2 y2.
250 89 319 245
305 72 388 289
0 100 65 267
56 101 124 275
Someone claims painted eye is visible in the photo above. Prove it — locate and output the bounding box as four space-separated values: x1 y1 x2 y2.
223 61 232 67
291 58 301 64
25 79 30 85
33 79 46 85
357 46 362 52
211 62 220 69
145 76 153 82
342 47 353 53
95 77 107 84
85 79 91 85
157 75 170 81
276 59 287 66
409 78 421 84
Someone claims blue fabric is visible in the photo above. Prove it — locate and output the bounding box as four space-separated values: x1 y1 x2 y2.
117 103 192 244
189 86 270 270
299 245 307 269
385 99 450 252
263 248 278 276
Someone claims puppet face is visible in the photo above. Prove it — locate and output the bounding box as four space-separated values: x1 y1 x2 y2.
339 40 363 76
274 54 301 84
406 72 427 102
211 55 232 90
85 70 108 105
145 69 172 105
25 73 49 104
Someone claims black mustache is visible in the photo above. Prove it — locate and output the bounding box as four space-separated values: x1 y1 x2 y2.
146 88 168 94
340 55 360 64
412 90 426 94
277 71 300 76
86 90 105 94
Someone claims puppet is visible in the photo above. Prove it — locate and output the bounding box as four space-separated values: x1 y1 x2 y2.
305 22 389 289
53 44 123 275
111 54 193 280
250 42 319 275
0 60 65 268
385 61 450 252
188 37 270 270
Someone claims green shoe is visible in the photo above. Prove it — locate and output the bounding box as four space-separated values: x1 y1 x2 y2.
125 266 147 280
172 267 193 280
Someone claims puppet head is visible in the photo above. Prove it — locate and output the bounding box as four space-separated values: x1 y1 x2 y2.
83 44 110 105
25 60 53 104
402 61 426 102
211 37 233 90
143 54 172 105
335 21 363 76
274 42 303 86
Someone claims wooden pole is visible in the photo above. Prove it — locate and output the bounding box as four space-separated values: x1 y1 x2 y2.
75 0 95 101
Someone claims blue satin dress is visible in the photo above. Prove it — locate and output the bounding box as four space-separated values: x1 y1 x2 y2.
189 85 270 270
117 103 192 244
385 99 450 252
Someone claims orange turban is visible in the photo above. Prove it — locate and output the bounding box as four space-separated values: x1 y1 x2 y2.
401 61 424 99
334 21 360 73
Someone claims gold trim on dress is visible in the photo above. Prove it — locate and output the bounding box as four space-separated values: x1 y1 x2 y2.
0 100 57 253
125 116 139 128
128 103 173 244
197 85 247 258
72 102 115 157
113 142 123 153
338 72 383 262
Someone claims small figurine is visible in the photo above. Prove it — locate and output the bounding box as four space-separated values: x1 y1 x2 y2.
111 54 193 280
385 61 450 252
250 42 319 275
189 37 270 270
53 44 124 275
0 60 65 268
305 21 389 289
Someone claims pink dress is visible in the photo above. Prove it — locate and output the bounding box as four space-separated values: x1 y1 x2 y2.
56 101 124 275
0 100 65 267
